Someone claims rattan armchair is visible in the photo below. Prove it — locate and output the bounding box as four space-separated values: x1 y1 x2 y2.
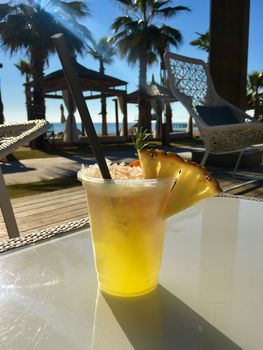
0 120 49 238
164 52 263 172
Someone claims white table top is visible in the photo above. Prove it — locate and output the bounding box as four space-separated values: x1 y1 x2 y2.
0 196 262 350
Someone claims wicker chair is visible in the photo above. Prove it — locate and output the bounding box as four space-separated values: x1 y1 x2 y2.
0 120 49 238
164 52 263 172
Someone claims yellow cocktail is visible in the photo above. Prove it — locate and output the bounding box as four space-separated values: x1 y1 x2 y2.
79 176 173 297
78 144 221 297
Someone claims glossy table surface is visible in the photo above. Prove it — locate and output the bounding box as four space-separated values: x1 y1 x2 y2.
0 197 262 350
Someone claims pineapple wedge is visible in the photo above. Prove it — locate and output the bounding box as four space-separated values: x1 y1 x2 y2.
138 149 222 218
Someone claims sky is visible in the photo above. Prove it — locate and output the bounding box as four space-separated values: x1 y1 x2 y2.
0 0 262 125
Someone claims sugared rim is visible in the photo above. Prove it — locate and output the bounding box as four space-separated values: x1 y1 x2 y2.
77 170 174 186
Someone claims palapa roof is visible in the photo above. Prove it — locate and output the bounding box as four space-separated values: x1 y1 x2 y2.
29 63 127 94
127 81 176 104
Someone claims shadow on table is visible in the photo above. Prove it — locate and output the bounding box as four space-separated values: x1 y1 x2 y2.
100 285 241 350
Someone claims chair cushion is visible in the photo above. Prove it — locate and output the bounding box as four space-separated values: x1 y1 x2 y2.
196 105 239 126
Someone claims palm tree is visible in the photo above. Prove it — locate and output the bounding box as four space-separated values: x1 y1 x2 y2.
88 37 116 135
190 31 209 52
15 60 33 120
111 0 190 131
247 71 263 121
0 1 91 146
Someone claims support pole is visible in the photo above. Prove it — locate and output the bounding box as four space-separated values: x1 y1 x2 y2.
114 99 120 136
122 95 128 140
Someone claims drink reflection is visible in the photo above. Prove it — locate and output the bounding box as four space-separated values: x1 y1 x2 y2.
91 285 241 350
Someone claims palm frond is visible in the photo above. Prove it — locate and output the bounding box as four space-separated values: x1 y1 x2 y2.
155 5 191 18
14 59 32 76
61 1 91 17
115 0 133 8
190 32 209 52
0 3 14 20
112 15 133 31
153 1 172 11
88 37 116 66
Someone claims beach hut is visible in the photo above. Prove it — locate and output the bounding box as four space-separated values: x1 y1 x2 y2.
27 63 128 142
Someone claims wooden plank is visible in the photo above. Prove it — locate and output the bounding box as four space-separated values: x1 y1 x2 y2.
0 187 88 241
12 192 86 215
243 187 263 198
14 201 88 224
223 179 259 193
0 205 88 239
231 182 263 197
11 186 83 207
8 196 87 218
14 207 88 233
11 192 85 212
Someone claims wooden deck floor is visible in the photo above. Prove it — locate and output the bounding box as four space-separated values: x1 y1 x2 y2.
0 185 86 241
1 171 263 242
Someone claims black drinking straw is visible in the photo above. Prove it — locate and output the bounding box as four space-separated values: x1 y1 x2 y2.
52 33 111 180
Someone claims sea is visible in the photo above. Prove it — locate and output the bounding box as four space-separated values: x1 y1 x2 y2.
49 121 189 135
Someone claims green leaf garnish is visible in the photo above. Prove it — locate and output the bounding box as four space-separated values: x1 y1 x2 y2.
132 127 152 153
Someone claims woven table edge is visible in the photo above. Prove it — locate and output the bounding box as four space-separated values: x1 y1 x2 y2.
0 217 90 254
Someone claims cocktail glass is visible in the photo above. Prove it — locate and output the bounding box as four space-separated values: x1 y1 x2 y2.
78 174 173 297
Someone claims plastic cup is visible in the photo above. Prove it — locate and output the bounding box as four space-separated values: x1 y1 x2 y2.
78 174 173 297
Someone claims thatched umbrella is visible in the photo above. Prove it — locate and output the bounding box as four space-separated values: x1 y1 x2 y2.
39 62 127 142
127 80 176 138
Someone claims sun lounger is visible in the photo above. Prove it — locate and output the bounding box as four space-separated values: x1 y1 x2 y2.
0 120 49 238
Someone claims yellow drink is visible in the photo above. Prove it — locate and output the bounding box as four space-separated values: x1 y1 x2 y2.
80 177 173 297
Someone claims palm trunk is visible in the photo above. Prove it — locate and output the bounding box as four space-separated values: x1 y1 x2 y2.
30 50 46 120
187 115 193 136
254 96 262 120
25 76 32 121
100 59 108 135
138 56 151 131
101 93 108 135
0 64 3 124
258 105 263 121
30 50 46 148
99 58 105 75
165 102 173 133
254 106 260 120
0 89 4 124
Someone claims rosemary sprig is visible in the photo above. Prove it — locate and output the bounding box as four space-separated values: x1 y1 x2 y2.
132 127 153 153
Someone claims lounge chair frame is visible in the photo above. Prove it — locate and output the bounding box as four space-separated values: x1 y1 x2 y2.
164 52 263 172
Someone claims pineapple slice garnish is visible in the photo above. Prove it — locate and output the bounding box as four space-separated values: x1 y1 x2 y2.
132 128 222 217
138 149 222 218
